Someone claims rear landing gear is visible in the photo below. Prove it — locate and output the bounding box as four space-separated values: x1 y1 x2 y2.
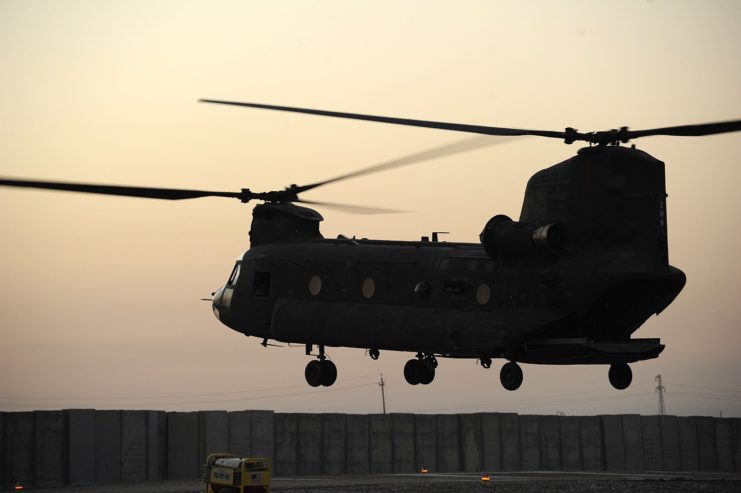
500 361 523 391
404 354 437 385
608 363 632 390
304 344 337 387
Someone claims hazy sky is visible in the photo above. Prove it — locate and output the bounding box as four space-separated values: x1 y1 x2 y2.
1 0 740 417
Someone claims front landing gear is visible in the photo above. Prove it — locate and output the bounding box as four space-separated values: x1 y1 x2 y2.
304 344 337 387
404 354 437 385
608 363 632 390
500 361 523 391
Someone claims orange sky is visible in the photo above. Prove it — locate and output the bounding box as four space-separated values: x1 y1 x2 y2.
1 0 740 416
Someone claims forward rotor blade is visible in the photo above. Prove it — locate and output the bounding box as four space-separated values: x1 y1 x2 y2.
199 99 565 139
296 199 405 215
626 120 741 139
0 178 242 201
298 135 516 193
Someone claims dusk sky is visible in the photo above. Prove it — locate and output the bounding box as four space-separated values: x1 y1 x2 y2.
1 0 740 417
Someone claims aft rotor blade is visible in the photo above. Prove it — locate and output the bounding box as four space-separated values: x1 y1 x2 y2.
298 135 517 193
296 199 405 215
199 99 565 139
0 178 242 201
626 120 741 139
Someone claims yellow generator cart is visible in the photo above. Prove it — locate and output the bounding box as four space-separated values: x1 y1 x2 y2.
202 453 271 493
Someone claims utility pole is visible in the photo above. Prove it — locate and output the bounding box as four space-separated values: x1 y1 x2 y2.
379 373 387 414
655 374 666 416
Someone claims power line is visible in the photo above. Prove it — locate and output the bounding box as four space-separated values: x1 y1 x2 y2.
413 390 655 414
0 382 378 410
668 392 741 403
664 382 741 395
0 373 380 402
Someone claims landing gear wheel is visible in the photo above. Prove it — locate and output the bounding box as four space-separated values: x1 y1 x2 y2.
305 360 323 387
404 357 436 385
500 361 523 391
320 360 337 387
419 363 435 385
404 359 422 385
608 363 632 390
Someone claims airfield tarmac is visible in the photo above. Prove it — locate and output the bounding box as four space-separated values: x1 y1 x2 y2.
24 471 741 493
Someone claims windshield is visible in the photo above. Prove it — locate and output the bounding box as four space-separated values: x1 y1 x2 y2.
227 262 241 285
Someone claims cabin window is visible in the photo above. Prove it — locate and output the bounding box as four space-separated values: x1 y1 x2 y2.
253 271 271 297
309 275 322 296
362 278 376 299
228 262 241 285
414 281 431 300
443 280 466 295
476 283 491 305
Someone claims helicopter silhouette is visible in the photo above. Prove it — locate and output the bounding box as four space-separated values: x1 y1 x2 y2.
2 99 740 390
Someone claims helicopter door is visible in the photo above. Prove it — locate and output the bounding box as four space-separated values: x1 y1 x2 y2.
253 271 271 297
250 259 271 297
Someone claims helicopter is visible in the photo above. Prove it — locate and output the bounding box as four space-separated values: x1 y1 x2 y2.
2 99 740 392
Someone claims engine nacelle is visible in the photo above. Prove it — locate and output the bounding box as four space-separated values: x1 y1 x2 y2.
479 214 566 257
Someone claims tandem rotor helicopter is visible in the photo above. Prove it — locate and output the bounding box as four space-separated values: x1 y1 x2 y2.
2 99 740 391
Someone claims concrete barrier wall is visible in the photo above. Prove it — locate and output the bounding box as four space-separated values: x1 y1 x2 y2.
273 413 298 477
436 414 460 472
644 415 664 470
391 414 414 473
733 418 741 473
167 412 199 480
94 410 121 484
560 416 582 470
500 413 520 471
322 413 346 475
459 414 483 472
480 413 503 472
4 412 34 489
251 410 275 461
0 412 5 488
679 416 700 470
519 415 540 470
146 411 167 481
580 416 603 470
539 415 561 471
297 414 322 475
67 410 95 486
662 416 683 470
33 411 66 488
368 414 392 473
346 414 369 474
1 410 740 488
121 411 147 482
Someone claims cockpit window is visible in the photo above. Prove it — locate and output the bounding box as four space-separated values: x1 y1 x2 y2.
228 262 241 285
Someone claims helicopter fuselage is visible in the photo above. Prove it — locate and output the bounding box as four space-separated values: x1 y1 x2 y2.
212 145 686 372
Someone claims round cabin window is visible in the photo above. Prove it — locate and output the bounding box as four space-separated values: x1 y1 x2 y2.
309 275 322 296
476 283 491 305
362 278 376 299
414 281 430 300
